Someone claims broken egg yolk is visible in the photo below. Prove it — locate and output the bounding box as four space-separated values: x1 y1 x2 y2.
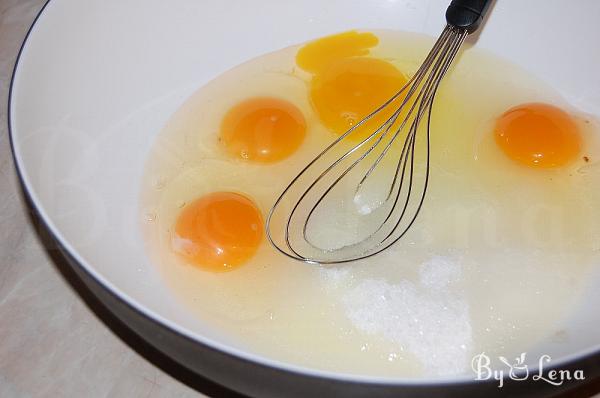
296 31 407 139
220 97 306 163
172 192 263 271
494 103 582 168
296 30 380 73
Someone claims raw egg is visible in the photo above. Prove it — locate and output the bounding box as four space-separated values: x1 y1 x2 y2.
297 31 407 138
220 97 306 163
296 30 379 73
310 57 407 136
494 102 582 168
172 191 263 271
142 29 600 379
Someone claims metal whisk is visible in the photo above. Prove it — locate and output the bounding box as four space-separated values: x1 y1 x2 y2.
266 0 493 264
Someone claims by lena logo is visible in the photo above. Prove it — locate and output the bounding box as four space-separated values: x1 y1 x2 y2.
471 352 585 388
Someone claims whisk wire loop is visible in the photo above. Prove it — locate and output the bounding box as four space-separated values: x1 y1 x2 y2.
266 25 468 264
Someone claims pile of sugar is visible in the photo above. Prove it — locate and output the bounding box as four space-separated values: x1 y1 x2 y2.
320 256 472 375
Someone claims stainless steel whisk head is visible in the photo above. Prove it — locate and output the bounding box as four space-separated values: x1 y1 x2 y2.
266 1 491 264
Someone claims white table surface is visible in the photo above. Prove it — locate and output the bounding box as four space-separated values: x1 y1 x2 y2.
1 1 599 397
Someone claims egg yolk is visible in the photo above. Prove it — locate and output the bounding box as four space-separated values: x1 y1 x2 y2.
494 103 581 168
296 30 407 139
173 192 263 271
310 57 407 137
296 30 379 74
220 97 306 163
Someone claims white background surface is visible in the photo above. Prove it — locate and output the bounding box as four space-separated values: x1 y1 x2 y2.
0 0 217 396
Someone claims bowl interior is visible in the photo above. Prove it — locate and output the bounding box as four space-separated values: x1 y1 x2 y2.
10 0 600 383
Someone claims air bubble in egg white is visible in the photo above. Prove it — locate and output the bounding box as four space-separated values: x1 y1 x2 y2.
152 175 165 190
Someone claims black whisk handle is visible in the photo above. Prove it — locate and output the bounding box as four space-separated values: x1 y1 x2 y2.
446 0 493 33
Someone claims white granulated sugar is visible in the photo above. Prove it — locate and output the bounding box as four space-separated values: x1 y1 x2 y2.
353 192 385 215
419 256 462 289
319 267 352 289
322 255 472 376
304 199 363 251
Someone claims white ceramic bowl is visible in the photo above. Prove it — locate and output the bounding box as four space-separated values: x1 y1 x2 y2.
9 0 600 396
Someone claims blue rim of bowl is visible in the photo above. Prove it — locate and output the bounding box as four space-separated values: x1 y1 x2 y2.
7 0 600 390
